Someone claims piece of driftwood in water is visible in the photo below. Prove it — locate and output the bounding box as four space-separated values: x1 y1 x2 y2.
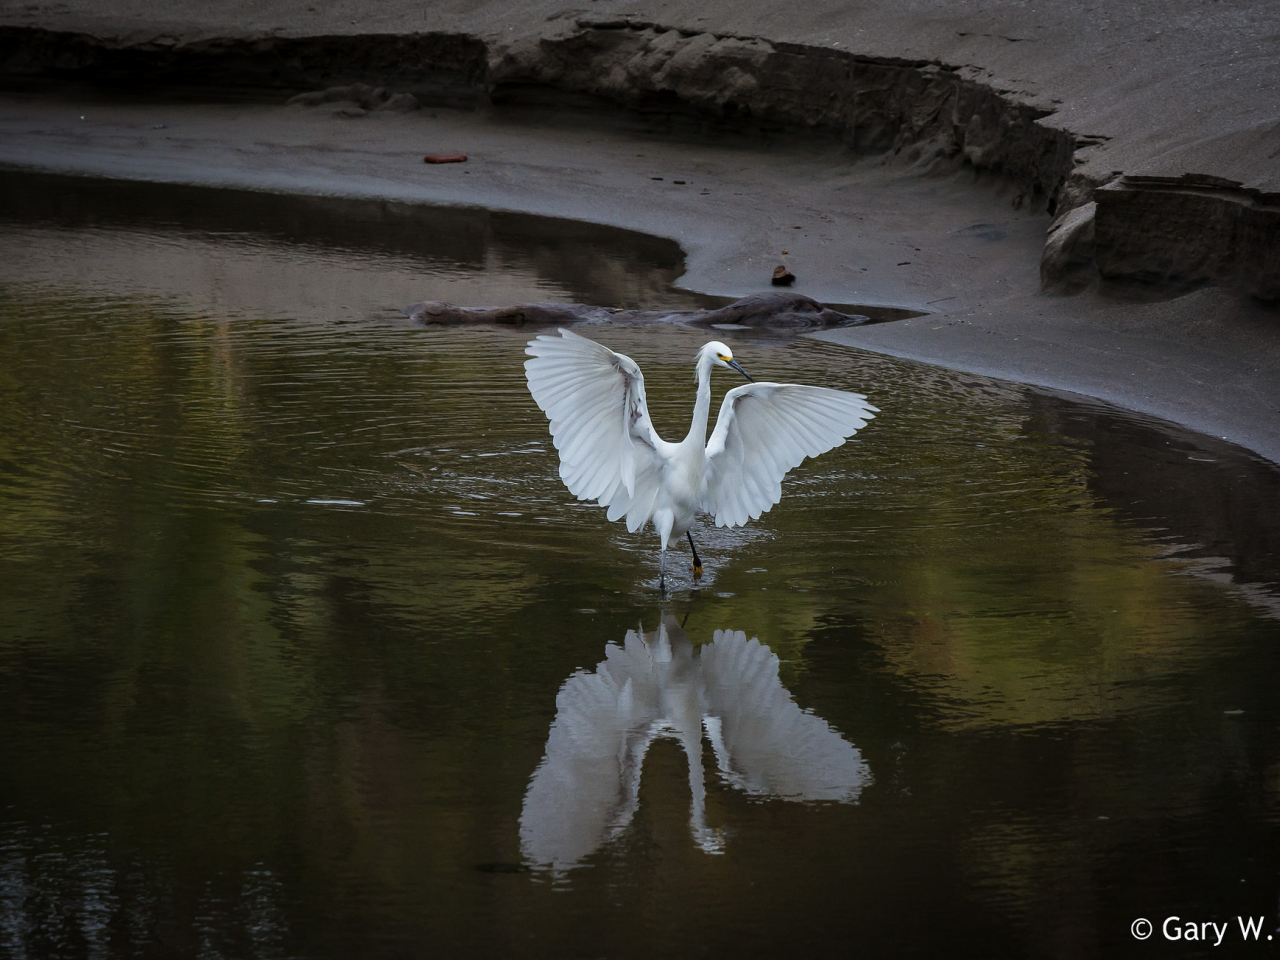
403 292 869 329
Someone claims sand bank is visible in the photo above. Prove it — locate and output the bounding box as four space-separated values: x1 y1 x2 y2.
1 1 1277 461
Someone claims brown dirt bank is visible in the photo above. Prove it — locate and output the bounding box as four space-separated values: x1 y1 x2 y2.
2 1 1278 296
0 1 1278 462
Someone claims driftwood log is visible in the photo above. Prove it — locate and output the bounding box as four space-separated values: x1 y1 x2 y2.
403 292 869 330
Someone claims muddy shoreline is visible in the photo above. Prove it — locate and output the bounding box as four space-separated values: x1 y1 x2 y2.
4 18 1279 299
0 8 1278 463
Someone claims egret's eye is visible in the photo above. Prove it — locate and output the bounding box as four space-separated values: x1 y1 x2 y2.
717 354 731 362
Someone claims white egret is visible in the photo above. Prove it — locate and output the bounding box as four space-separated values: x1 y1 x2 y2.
524 330 877 590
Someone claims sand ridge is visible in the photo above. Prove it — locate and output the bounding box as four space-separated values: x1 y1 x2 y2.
0 1 1278 462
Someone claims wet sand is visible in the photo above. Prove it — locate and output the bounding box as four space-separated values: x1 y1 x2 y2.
1 83 1275 456
2 0 1279 461
1 87 1278 463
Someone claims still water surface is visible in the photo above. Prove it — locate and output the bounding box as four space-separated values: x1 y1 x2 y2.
3 174 1280 958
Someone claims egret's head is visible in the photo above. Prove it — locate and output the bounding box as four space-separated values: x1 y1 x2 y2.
698 341 753 382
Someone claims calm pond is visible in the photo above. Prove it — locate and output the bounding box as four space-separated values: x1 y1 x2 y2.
3 172 1280 959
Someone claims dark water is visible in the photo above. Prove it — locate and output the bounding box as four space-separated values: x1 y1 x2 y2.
3 173 1280 959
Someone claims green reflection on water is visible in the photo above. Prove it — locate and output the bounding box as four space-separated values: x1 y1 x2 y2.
2 215 1280 957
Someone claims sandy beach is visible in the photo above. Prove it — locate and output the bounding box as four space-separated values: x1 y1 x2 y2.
2 0 1277 460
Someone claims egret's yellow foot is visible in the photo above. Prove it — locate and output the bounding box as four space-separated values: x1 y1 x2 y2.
693 561 703 579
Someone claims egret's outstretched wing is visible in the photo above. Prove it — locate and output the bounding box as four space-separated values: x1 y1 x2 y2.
525 329 666 530
702 383 876 528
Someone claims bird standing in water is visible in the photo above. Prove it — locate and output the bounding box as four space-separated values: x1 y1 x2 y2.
524 330 876 592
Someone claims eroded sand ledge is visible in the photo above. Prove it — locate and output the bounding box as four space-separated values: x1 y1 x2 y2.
3 10 1278 298
0 1 1278 461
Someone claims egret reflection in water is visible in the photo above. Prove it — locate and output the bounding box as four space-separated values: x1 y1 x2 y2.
520 615 870 870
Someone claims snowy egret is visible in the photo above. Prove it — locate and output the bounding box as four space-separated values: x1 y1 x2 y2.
524 330 877 590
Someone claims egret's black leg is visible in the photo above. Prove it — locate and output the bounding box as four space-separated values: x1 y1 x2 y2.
688 531 703 579
659 547 667 597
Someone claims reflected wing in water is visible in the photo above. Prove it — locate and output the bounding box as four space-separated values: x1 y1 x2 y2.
700 630 870 802
519 629 663 870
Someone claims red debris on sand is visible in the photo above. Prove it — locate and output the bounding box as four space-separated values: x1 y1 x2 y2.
424 154 467 164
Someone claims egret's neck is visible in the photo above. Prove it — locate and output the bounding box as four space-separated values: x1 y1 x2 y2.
685 356 715 446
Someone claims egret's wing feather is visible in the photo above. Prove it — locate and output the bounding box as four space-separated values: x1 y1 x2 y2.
525 330 665 520
702 383 876 527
